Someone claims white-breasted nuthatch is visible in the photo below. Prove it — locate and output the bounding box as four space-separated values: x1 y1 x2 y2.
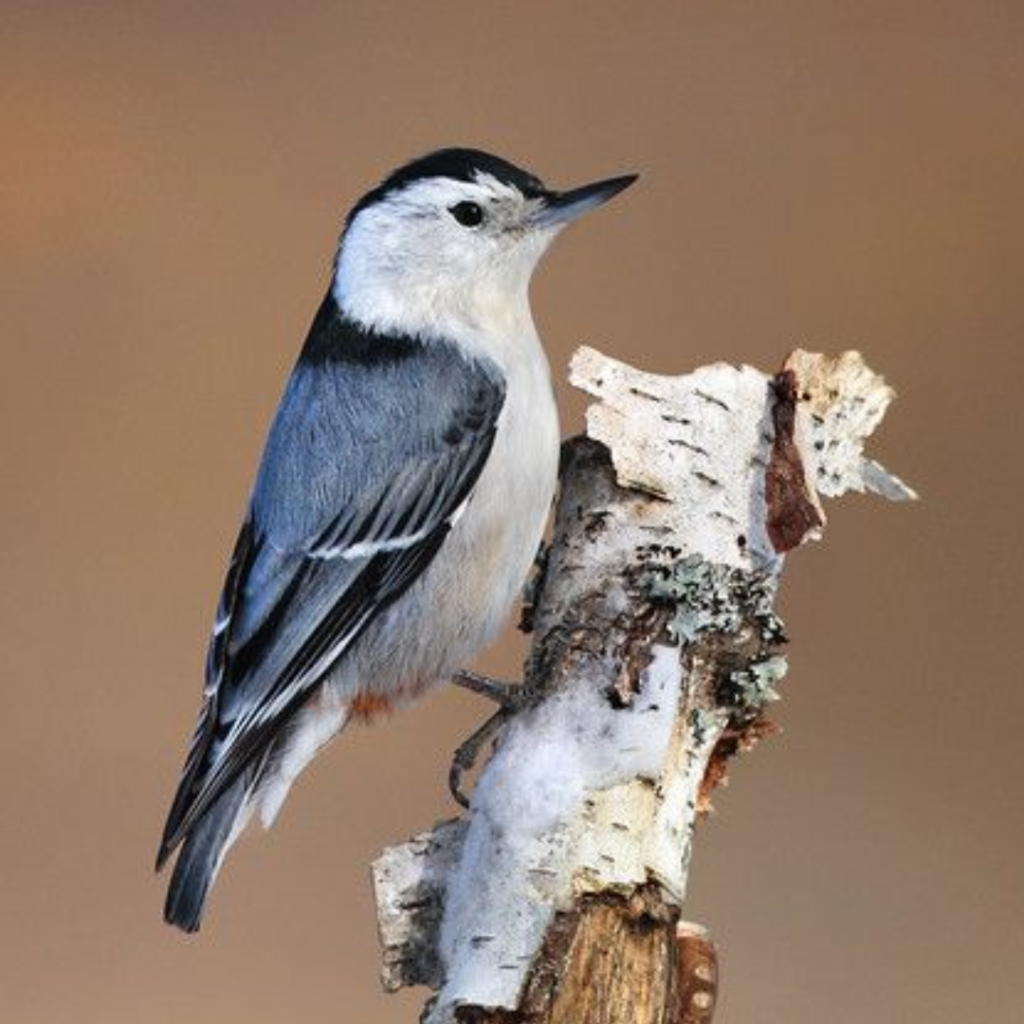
157 148 636 931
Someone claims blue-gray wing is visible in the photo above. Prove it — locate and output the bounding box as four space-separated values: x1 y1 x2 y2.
158 300 505 863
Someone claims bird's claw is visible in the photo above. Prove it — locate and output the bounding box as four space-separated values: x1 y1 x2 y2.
448 709 507 808
448 671 540 806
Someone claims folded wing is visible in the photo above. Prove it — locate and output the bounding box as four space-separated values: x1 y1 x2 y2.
158 300 506 866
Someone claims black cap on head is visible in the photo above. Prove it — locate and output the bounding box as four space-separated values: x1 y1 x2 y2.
347 148 548 226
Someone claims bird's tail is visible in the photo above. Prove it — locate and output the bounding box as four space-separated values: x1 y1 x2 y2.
163 773 250 933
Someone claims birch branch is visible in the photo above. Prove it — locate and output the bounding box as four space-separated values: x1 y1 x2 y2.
372 346 914 1023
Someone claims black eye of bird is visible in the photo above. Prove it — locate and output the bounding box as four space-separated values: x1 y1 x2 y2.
449 201 484 227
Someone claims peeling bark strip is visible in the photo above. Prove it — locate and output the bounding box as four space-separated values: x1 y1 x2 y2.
765 369 825 553
372 348 914 1023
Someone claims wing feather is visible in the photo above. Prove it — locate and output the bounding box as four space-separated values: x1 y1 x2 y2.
158 297 505 864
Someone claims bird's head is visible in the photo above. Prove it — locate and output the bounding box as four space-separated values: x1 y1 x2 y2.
333 148 636 340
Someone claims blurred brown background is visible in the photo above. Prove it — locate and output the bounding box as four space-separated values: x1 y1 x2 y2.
2 1 1021 1021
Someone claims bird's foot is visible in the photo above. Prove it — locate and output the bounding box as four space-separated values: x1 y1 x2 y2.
448 671 541 807
450 670 529 708
448 710 506 808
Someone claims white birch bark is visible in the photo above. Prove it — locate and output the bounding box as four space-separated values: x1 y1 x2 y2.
371 346 914 1023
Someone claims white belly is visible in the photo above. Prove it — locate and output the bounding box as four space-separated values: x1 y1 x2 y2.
329 327 560 701
441 355 560 652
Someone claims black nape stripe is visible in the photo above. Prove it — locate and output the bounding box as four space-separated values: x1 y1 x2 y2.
346 147 548 226
299 292 423 368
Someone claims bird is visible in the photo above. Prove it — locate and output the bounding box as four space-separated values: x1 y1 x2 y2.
157 147 636 932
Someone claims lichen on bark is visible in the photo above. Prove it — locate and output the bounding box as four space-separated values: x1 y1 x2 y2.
371 346 914 1024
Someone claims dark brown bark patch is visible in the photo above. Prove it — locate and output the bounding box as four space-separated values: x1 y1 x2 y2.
765 370 825 552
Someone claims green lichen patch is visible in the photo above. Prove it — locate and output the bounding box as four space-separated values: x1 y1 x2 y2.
720 654 789 711
641 553 788 719
643 554 786 649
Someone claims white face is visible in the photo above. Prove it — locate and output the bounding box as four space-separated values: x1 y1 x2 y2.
333 173 562 342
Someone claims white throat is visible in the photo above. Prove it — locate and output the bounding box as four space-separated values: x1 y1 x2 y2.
331 176 559 363
333 248 536 347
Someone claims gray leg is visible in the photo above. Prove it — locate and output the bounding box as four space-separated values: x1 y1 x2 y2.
448 709 508 808
448 671 545 806
450 670 524 707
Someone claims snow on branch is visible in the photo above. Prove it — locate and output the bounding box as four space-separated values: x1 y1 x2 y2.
372 347 914 1023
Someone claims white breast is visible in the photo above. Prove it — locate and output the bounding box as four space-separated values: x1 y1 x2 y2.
453 321 560 647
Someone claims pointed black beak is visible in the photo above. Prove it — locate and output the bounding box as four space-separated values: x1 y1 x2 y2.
534 173 638 228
